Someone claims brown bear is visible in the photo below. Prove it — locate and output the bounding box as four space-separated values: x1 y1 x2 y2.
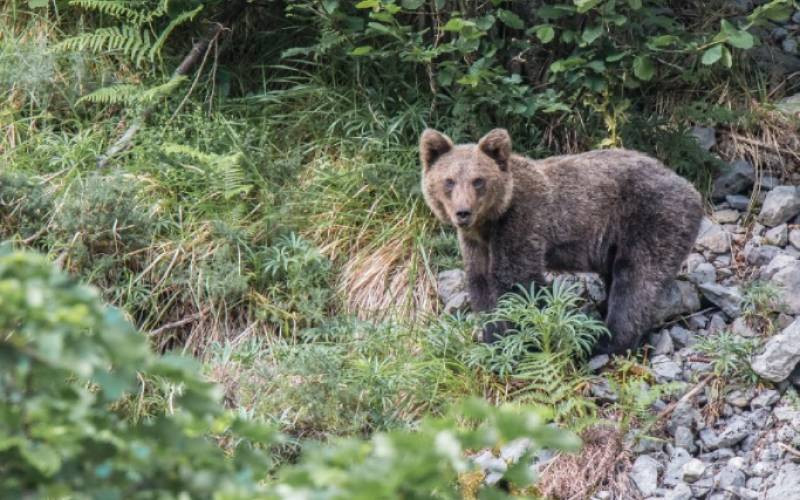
420 128 703 355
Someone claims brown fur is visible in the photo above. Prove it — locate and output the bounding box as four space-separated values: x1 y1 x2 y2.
420 128 703 354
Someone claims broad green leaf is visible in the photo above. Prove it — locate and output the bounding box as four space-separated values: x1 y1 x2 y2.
574 0 602 14
20 442 60 476
322 0 339 13
497 9 524 29
586 60 606 73
648 35 679 48
401 0 425 9
28 0 48 7
534 24 555 43
605 51 627 62
351 45 373 56
442 17 466 32
627 0 642 9
355 0 379 8
702 44 723 65
582 24 603 44
632 56 655 80
721 21 754 49
721 45 733 68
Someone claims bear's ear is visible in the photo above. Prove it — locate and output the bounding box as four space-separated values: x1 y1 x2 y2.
420 129 453 171
478 128 511 171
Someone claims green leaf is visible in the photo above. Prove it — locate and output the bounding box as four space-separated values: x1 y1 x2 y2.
401 0 425 9
574 0 602 13
20 442 60 476
702 44 723 65
355 0 379 8
28 0 48 7
632 56 655 80
721 45 733 68
497 9 524 29
605 51 627 62
322 0 339 14
586 60 606 73
581 24 603 44
627 0 642 9
351 45 373 56
648 35 679 48
442 17 466 32
534 24 555 43
721 21 754 49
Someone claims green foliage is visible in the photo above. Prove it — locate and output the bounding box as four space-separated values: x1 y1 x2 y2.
696 330 759 384
620 113 725 186
272 398 581 499
428 280 608 424
0 246 275 497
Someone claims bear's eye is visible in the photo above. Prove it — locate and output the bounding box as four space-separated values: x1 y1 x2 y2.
472 178 485 189
444 178 455 189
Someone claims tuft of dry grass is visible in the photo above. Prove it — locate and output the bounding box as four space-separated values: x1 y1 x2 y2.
537 425 635 500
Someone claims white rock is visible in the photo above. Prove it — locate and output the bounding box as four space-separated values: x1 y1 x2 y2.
769 259 800 314
751 317 800 381
682 458 706 482
688 262 716 285
761 254 798 281
695 218 731 253
712 159 754 201
765 223 789 246
698 282 743 317
788 228 800 250
765 462 800 500
731 317 757 338
691 126 716 151
725 194 751 211
713 209 740 224
759 185 800 227
630 455 660 496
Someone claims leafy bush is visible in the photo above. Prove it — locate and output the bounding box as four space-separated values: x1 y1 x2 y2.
0 246 274 497
0 246 581 497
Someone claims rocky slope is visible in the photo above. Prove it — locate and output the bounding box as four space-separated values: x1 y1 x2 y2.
437 157 800 499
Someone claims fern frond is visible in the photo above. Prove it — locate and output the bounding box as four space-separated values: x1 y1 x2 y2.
149 5 204 60
57 26 153 66
69 0 150 25
163 145 252 200
77 84 142 105
138 75 187 103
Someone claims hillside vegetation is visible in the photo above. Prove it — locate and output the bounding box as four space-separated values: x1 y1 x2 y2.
2 0 800 498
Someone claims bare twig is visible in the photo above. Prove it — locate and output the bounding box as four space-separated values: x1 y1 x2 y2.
148 308 209 337
654 373 715 425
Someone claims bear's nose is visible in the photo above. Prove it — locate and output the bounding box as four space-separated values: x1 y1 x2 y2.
455 210 472 223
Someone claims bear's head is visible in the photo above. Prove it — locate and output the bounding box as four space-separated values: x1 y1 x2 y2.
419 128 514 230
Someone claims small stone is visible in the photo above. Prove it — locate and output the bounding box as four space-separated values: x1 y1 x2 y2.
726 194 751 211
651 355 682 382
731 316 757 337
783 37 799 55
714 209 740 224
759 186 800 227
682 458 706 482
664 482 693 500
777 312 795 330
765 462 800 499
789 229 800 250
656 280 702 322
669 326 693 347
688 262 716 285
473 450 507 485
717 464 746 489
725 388 754 408
700 415 751 450
654 330 675 355
698 283 743 318
674 426 697 454
765 223 789 246
691 126 716 151
762 254 798 281
761 175 781 190
751 317 800 382
663 447 692 487
588 354 610 372
745 241 783 267
591 491 612 500
500 438 530 463
696 218 732 253
712 160 755 201
589 377 617 403
437 269 468 313
751 389 780 409
769 258 800 314
630 455 660 497
707 312 728 333
690 475 714 497
773 26 790 41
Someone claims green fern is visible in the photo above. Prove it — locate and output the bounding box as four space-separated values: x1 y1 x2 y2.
162 143 251 200
60 0 203 66
77 84 142 105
